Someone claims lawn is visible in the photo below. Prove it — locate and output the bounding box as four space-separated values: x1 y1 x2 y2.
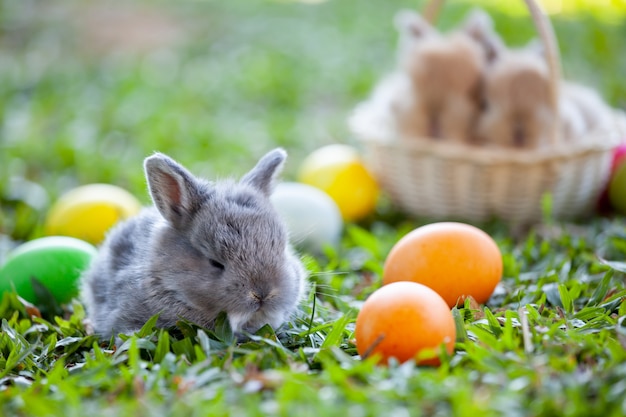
1 0 626 416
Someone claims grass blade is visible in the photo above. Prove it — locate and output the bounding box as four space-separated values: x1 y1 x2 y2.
587 270 614 307
320 310 354 349
558 284 574 315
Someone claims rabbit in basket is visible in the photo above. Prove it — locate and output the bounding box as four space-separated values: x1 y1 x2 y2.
391 9 486 143
476 49 555 148
465 9 612 148
81 149 307 341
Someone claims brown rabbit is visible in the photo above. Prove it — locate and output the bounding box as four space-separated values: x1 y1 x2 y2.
392 10 485 143
466 9 612 148
476 50 556 148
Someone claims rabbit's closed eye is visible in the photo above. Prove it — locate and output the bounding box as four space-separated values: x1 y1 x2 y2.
209 259 225 270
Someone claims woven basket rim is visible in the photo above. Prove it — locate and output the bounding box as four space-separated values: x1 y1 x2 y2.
353 110 626 165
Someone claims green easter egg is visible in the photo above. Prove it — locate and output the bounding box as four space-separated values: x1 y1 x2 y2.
0 236 98 304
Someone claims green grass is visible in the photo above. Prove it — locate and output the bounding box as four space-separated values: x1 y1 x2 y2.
1 0 626 416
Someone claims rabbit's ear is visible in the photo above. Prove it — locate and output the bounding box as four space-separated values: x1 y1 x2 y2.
240 148 286 196
394 10 434 39
462 9 505 63
463 8 494 35
144 153 204 227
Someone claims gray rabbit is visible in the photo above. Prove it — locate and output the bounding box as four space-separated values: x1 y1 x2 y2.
81 148 307 340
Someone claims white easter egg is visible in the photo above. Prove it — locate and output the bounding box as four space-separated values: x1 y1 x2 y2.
271 182 343 252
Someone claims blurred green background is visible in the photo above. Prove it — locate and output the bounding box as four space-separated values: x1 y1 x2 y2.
1 0 625 243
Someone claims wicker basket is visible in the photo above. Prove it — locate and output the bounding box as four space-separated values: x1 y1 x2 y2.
350 0 626 224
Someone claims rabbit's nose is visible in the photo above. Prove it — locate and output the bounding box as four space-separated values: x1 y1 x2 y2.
251 287 276 309
251 290 267 308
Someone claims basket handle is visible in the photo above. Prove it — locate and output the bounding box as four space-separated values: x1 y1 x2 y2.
423 0 563 145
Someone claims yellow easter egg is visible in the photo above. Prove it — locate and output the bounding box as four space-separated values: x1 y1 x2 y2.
45 184 142 244
298 144 379 221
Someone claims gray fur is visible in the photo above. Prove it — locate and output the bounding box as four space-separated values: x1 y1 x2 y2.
81 149 307 340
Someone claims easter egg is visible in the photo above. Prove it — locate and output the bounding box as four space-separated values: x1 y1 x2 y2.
45 184 142 244
270 182 343 251
611 143 626 172
0 236 98 304
597 143 626 212
298 144 379 222
609 161 626 215
383 222 502 308
355 281 456 366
